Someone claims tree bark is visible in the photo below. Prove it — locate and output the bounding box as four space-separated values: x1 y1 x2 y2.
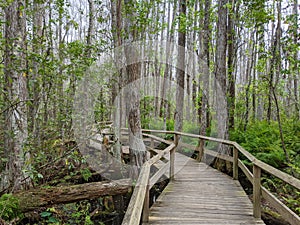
267 1 276 122
14 179 132 212
111 0 123 161
227 0 235 131
175 0 186 133
29 0 45 147
124 0 147 175
160 0 177 130
214 0 229 171
215 0 228 141
293 0 299 119
271 1 291 166
86 0 95 57
201 0 211 134
2 0 31 191
244 31 256 131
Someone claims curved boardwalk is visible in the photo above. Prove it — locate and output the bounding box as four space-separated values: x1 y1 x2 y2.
145 153 265 225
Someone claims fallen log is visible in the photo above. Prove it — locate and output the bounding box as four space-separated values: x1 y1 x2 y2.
14 179 132 212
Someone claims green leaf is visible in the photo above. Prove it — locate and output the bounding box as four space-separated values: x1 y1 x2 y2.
80 168 92 182
40 211 52 218
48 216 59 223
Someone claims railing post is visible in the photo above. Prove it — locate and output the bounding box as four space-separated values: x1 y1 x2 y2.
196 139 204 162
233 147 238 180
253 164 261 218
170 134 179 181
150 137 154 149
142 180 150 222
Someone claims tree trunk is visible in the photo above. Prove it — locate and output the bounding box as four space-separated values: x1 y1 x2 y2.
252 31 259 122
267 1 276 122
201 0 211 132
14 179 131 212
293 0 299 119
271 1 291 166
215 0 228 140
196 0 211 161
111 0 123 162
29 0 45 148
244 32 256 131
2 0 31 191
214 0 229 171
227 0 235 131
160 0 177 130
175 0 186 133
256 25 265 121
86 0 95 57
124 0 147 176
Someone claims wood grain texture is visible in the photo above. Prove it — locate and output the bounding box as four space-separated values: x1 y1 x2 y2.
15 179 132 212
144 153 265 225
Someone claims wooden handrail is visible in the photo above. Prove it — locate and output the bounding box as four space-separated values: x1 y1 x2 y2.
122 164 151 225
121 129 300 225
121 136 176 225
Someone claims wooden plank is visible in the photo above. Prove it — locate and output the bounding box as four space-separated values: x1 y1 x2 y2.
253 164 262 218
125 130 300 225
175 131 235 145
145 154 265 225
122 165 150 225
142 181 150 223
142 133 173 145
146 218 265 225
141 130 300 189
150 162 170 189
204 149 233 163
178 142 234 162
145 146 168 162
234 143 257 162
262 187 300 225
170 147 175 180
233 147 238 180
254 159 300 190
141 129 235 146
238 159 253 184
147 143 176 165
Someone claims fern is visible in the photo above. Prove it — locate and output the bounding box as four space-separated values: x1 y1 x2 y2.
0 194 22 221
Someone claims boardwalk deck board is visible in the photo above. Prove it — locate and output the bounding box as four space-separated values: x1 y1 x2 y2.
144 153 265 225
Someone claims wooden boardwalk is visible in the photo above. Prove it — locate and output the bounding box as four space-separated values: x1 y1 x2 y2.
144 153 265 225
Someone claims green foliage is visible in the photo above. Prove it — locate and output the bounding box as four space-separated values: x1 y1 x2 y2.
232 120 300 215
63 201 94 225
166 119 174 131
183 121 199 135
0 194 22 222
231 120 300 170
40 203 95 225
181 121 200 146
243 0 274 28
255 147 285 168
283 192 300 214
40 210 59 224
140 96 155 129
40 207 61 224
80 168 92 182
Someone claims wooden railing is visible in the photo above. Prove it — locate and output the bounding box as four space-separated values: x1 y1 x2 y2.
121 131 178 225
121 129 300 225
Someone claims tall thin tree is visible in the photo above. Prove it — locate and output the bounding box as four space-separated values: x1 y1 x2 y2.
124 0 147 175
175 0 186 135
2 0 31 191
214 0 229 171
